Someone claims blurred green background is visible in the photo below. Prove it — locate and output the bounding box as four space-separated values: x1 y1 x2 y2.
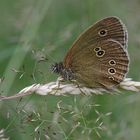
0 0 140 139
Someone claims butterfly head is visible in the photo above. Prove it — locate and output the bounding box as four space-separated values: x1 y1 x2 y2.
51 62 64 74
51 62 74 81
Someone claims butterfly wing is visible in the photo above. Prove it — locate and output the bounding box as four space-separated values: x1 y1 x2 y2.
67 39 129 88
64 17 128 68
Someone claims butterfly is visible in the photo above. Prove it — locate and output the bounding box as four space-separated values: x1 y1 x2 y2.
52 17 129 89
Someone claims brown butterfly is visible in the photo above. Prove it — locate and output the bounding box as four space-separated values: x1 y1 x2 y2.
52 17 129 89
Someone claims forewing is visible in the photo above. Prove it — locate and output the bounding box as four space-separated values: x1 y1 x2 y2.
64 17 128 68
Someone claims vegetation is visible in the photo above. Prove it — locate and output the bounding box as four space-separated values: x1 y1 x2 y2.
0 0 140 139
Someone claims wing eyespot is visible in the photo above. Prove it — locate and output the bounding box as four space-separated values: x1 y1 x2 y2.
109 60 116 66
109 76 115 81
98 29 108 37
94 47 101 52
96 50 105 57
108 68 116 75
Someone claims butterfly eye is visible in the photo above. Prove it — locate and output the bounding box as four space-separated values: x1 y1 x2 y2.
109 60 116 66
108 68 116 75
94 47 101 52
96 50 105 57
98 29 107 36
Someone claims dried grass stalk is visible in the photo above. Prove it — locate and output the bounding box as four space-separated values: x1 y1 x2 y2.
0 78 139 101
